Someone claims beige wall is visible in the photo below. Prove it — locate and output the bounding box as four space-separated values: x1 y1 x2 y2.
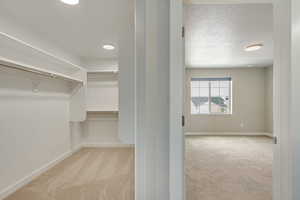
265 66 273 133
184 67 273 133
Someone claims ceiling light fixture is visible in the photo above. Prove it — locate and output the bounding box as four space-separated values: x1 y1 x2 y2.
60 0 79 5
102 44 115 50
245 43 264 52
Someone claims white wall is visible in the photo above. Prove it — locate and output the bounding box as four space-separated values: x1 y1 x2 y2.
86 73 118 112
185 67 272 133
0 17 86 199
82 113 121 146
80 58 118 72
70 122 84 152
0 74 72 198
71 113 125 148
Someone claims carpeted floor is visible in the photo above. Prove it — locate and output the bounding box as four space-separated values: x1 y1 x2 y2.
185 135 273 200
4 147 134 200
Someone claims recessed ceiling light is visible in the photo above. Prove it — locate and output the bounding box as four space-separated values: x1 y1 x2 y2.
60 0 79 5
245 43 264 52
103 44 115 50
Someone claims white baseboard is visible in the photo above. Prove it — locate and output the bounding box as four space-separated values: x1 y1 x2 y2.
0 151 72 200
82 143 134 148
185 132 273 137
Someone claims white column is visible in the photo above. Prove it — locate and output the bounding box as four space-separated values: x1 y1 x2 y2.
135 0 170 199
118 0 135 144
291 0 300 199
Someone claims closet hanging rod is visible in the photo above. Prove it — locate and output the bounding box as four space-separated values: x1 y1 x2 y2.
0 58 83 84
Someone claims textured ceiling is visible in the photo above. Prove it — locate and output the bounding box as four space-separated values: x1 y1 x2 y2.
0 0 134 63
184 4 273 68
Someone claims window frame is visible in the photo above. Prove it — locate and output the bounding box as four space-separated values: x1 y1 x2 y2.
190 77 233 115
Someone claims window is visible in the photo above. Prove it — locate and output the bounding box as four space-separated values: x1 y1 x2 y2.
191 77 232 115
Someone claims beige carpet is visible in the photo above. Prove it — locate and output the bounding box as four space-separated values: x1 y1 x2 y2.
185 136 273 200
4 147 134 200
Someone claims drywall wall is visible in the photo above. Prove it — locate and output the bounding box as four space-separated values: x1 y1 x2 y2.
83 72 121 146
265 66 273 133
86 73 118 112
82 113 122 146
184 67 271 133
70 113 125 148
0 16 86 198
70 122 84 152
0 74 72 198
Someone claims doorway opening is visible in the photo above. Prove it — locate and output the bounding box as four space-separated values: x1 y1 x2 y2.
183 3 274 200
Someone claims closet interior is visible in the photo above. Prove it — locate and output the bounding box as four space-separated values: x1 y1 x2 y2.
0 0 134 199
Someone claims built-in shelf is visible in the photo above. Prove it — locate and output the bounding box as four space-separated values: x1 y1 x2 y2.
87 110 119 114
87 108 119 113
0 57 84 85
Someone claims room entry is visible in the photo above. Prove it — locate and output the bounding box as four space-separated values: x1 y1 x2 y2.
182 3 274 200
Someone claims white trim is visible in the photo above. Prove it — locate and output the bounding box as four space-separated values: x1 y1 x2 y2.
272 0 292 200
185 132 273 137
170 0 185 200
0 151 72 200
170 1 293 200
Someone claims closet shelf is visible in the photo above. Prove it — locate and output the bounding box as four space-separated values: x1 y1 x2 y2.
0 57 84 85
87 109 119 114
0 31 83 72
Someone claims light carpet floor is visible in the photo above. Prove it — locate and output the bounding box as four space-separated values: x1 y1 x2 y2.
185 136 273 200
4 147 134 200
